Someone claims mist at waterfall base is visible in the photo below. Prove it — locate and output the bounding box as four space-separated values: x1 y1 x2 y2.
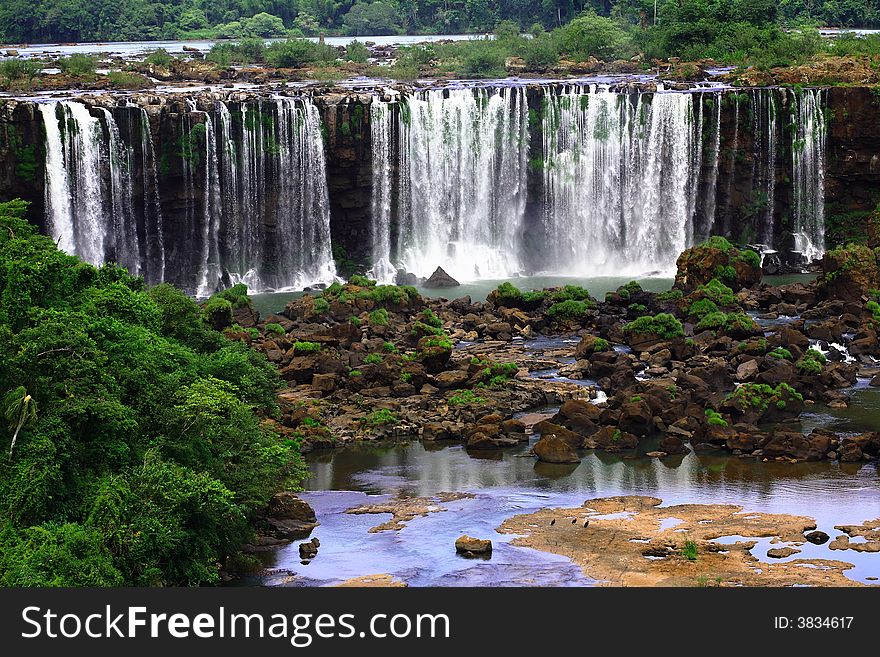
37 85 827 299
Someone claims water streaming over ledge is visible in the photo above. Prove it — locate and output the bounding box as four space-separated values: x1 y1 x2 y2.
35 85 828 294
38 96 336 294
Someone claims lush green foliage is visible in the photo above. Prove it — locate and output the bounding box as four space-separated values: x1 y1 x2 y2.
623 313 684 339
796 348 826 375
0 200 305 587
547 299 594 320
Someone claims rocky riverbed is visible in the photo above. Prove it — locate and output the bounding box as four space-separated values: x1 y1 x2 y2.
217 236 880 586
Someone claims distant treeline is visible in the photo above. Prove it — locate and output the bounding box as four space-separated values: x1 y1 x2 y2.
2 0 880 44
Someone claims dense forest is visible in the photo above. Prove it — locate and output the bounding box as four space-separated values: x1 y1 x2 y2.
0 200 306 586
1 0 879 44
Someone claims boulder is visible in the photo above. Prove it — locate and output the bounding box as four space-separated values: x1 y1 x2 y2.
423 267 460 288
265 492 318 539
435 369 470 388
736 359 759 381
805 530 830 545
618 399 654 436
455 535 492 555
533 420 584 449
674 239 762 293
585 426 639 451
533 435 581 463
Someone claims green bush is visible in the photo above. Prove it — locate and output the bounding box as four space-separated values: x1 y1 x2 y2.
495 282 523 305
547 299 595 320
349 274 376 287
265 323 285 336
458 42 506 78
145 48 174 67
449 389 487 406
346 40 370 63
293 341 321 354
768 347 793 360
688 298 719 319
697 278 736 307
361 409 397 427
554 12 634 61
704 409 728 427
58 54 98 76
725 382 803 413
623 313 684 339
369 308 389 326
266 39 337 68
0 58 42 83
359 285 418 305
363 353 383 365
796 348 826 375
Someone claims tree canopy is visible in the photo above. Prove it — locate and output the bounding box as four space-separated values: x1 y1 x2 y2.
0 199 306 586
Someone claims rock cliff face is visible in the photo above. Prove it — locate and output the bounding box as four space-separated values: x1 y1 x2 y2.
0 84 878 290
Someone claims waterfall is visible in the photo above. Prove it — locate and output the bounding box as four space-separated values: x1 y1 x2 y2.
196 112 221 298
753 90 778 245
138 108 165 284
696 92 722 239
102 108 139 277
394 86 529 282
217 97 335 292
38 103 74 253
271 97 336 291
790 89 826 261
39 101 109 266
369 99 396 284
541 86 702 276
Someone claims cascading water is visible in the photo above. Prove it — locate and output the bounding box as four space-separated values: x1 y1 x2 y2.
39 101 109 266
393 86 529 282
368 98 396 284
541 85 702 276
38 96 335 295
790 89 826 262
38 102 74 254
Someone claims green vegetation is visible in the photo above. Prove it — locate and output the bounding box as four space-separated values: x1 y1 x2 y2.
696 278 736 307
768 347 793 361
656 289 684 303
449 389 486 406
0 200 305 586
547 299 595 320
0 58 42 84
695 311 758 334
623 313 684 339
704 408 728 427
293 341 321 354
361 409 397 428
265 322 285 336
58 54 98 76
725 382 803 413
369 308 389 326
359 284 418 306
363 353 383 364
687 298 719 320
3 1 880 78
349 274 376 287
593 337 610 352
796 348 826 375
681 539 698 562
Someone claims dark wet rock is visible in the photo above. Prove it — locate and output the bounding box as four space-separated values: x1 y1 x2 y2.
533 435 581 463
805 530 830 545
299 537 320 560
585 426 639 451
435 369 470 388
533 420 584 449
423 266 460 288
395 269 420 286
264 492 318 539
658 435 689 455
618 400 654 436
